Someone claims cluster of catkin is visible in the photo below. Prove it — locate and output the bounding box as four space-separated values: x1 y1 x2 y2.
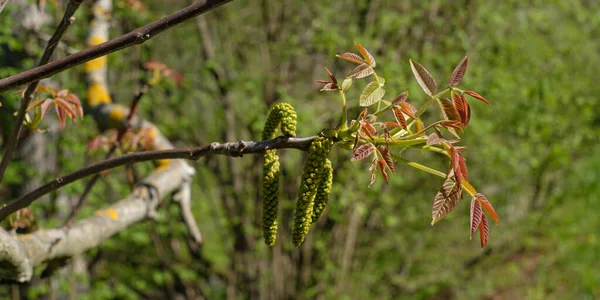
261 103 334 247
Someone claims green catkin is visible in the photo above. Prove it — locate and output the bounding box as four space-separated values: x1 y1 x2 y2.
262 103 297 246
311 158 333 224
292 135 334 247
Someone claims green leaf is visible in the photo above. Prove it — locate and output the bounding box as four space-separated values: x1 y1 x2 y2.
342 78 352 92
360 81 385 107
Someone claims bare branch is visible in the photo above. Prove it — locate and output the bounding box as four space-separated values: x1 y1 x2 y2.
0 136 315 221
0 0 233 93
0 0 84 186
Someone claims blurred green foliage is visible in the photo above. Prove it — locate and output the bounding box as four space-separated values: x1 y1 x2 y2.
0 0 599 299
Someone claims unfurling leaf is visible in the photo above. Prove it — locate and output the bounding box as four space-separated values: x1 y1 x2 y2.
342 78 353 91
320 83 338 91
475 193 499 224
439 97 461 124
337 52 364 65
324 67 337 84
479 214 489 248
352 143 375 161
355 42 376 67
360 81 385 107
377 146 395 174
449 146 468 188
464 91 490 104
392 91 409 105
410 59 437 96
392 107 407 129
431 177 462 224
469 196 483 240
448 54 468 86
452 92 471 127
377 160 389 183
348 63 374 79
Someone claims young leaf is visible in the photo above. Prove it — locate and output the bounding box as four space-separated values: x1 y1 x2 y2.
392 91 409 105
377 160 389 183
360 81 385 107
426 133 446 147
336 52 364 65
348 63 374 79
464 91 490 104
452 92 470 127
438 98 461 134
320 83 338 91
476 193 499 224
410 59 437 96
355 42 376 67
400 103 417 119
448 54 468 86
469 196 483 240
377 146 395 174
342 78 353 92
324 67 337 84
392 107 407 129
479 214 490 248
431 177 462 224
55 105 67 128
352 143 375 161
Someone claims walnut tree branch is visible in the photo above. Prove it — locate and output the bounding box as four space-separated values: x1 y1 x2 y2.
0 136 315 221
0 0 83 186
0 0 232 93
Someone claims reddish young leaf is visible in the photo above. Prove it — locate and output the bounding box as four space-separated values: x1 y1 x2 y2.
431 176 462 224
410 59 437 96
363 121 377 134
377 146 395 174
479 214 490 248
336 52 364 65
377 160 389 183
55 105 67 128
476 193 499 224
352 143 375 161
400 103 417 119
320 83 338 91
41 100 52 119
464 91 490 104
439 97 461 124
448 54 468 86
392 91 409 105
450 147 468 188
392 107 407 129
65 92 84 118
54 98 78 121
316 80 330 84
384 121 402 128
324 67 337 84
452 92 471 128
426 133 446 147
470 196 483 240
348 63 374 79
355 42 376 67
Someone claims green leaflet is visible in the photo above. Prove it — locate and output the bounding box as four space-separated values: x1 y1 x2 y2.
261 102 297 246
292 136 334 247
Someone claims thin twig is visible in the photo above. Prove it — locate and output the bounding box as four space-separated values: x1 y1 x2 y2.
0 136 315 221
0 0 233 93
62 85 149 227
0 0 84 186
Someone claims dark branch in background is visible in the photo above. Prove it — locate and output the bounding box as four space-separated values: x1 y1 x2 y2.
0 0 83 186
62 84 149 227
0 136 315 221
0 0 233 93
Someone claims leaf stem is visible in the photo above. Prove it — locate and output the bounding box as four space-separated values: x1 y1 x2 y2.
338 90 348 130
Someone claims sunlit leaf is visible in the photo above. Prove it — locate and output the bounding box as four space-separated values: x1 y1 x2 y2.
476 193 499 224
352 143 375 161
360 81 385 107
448 54 468 86
464 91 490 104
392 91 408 105
416 119 425 136
348 63 374 79
431 176 462 224
479 214 489 248
470 196 483 240
336 52 364 65
410 59 437 96
355 42 376 67
54 98 78 121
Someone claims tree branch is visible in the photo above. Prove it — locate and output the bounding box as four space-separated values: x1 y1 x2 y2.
0 136 315 221
0 0 233 93
0 0 83 186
